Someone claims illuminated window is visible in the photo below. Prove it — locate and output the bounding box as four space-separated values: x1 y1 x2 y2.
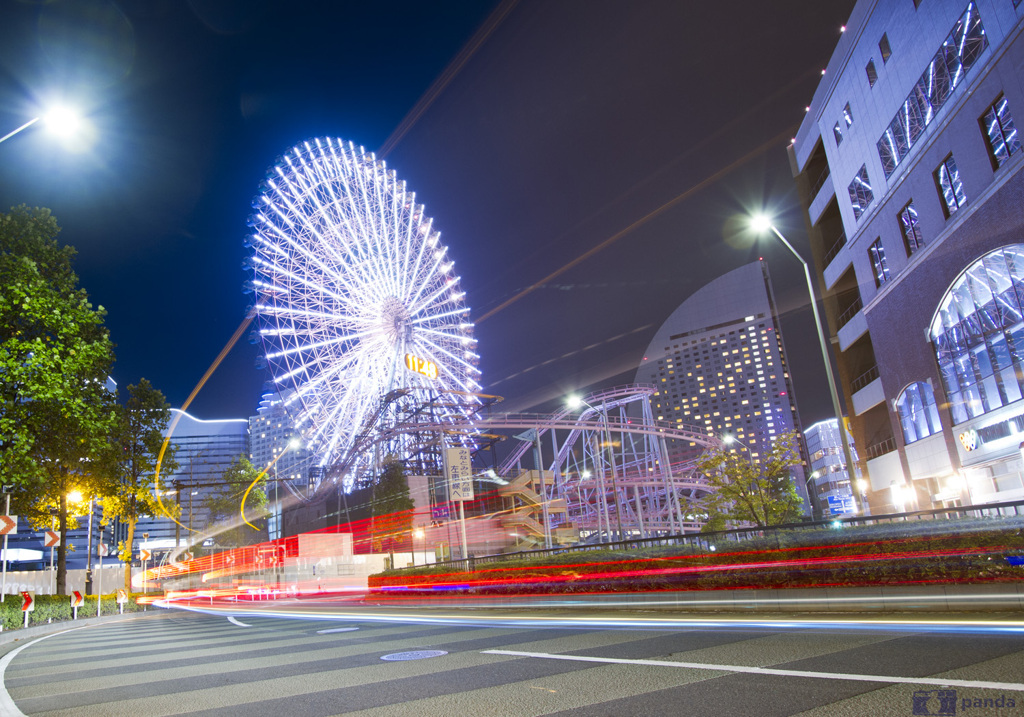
935 154 967 217
896 382 942 443
877 3 987 177
833 122 843 146
843 102 853 127
930 245 1024 424
869 238 890 287
899 201 925 255
981 94 1020 169
848 165 874 219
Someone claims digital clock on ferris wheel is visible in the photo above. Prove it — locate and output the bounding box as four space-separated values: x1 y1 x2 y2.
405 353 438 380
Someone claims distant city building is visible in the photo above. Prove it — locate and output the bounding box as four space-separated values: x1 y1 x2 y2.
635 260 809 510
804 419 860 518
135 409 250 551
791 0 1024 512
249 392 314 540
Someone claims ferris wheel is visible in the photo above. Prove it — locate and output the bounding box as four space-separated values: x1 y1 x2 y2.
245 138 481 471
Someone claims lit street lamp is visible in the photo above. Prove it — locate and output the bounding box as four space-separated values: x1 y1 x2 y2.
749 214 862 515
0 106 82 146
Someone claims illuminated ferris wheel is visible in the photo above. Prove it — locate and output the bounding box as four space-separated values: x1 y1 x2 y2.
245 137 481 471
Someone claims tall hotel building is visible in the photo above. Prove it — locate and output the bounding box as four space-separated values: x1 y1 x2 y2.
249 392 313 540
791 0 1024 512
635 261 808 506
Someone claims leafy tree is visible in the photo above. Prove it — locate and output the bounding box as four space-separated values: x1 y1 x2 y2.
100 379 179 591
203 456 268 547
369 459 414 554
696 430 805 529
0 206 116 594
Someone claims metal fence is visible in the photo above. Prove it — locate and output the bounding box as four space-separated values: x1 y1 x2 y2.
397 498 1024 573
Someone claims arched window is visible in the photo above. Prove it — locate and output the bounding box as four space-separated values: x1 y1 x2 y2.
895 382 942 444
929 245 1024 424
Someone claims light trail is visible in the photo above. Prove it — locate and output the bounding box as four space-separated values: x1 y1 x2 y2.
155 598 1024 635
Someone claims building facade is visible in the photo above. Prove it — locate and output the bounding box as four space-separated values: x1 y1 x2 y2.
804 418 860 518
791 0 1024 512
135 409 250 551
249 392 314 540
635 260 809 508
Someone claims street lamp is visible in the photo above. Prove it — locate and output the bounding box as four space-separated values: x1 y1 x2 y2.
0 105 82 145
749 214 863 515
567 394 624 540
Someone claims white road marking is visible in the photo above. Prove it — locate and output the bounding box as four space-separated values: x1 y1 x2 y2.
0 625 92 717
482 649 1024 692
227 616 252 627
316 627 360 634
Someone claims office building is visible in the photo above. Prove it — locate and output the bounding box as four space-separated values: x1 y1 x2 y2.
791 0 1024 512
804 418 860 518
135 409 250 551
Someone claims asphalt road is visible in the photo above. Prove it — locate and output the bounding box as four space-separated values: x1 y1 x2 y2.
2 605 1024 716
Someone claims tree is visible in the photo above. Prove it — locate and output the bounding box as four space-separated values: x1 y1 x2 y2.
0 206 117 594
369 459 414 554
696 430 805 529
203 456 268 547
100 379 179 591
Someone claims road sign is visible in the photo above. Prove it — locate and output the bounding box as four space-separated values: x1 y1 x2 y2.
70 591 83 607
115 589 127 604
21 592 33 612
826 495 856 516
140 549 151 561
431 503 451 520
0 515 17 535
445 447 474 502
44 530 60 547
97 542 109 557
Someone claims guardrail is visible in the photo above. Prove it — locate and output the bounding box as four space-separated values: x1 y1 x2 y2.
394 498 1024 573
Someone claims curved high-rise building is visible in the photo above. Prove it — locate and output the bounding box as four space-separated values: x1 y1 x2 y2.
635 260 809 510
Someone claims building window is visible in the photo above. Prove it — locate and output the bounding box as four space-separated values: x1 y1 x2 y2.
843 103 853 127
981 95 1021 169
865 59 878 87
899 201 925 255
896 382 942 444
879 33 892 63
869 238 890 287
930 245 1024 425
877 3 988 177
936 155 967 217
848 165 874 219
834 121 843 146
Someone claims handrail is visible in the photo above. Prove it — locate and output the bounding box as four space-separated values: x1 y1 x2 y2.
823 231 847 267
851 365 880 393
837 295 863 329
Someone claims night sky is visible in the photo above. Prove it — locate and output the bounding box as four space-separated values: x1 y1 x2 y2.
0 0 857 429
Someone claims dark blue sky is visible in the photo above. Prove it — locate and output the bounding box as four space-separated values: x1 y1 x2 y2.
0 0 856 426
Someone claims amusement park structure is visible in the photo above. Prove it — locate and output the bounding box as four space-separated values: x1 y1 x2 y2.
277 382 722 550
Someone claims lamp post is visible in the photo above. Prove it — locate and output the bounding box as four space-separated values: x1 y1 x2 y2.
568 395 624 540
750 215 863 515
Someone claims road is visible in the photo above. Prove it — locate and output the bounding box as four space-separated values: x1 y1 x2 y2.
2 602 1024 716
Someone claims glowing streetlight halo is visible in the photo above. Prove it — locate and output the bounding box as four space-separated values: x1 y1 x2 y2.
42 106 81 138
749 213 774 234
